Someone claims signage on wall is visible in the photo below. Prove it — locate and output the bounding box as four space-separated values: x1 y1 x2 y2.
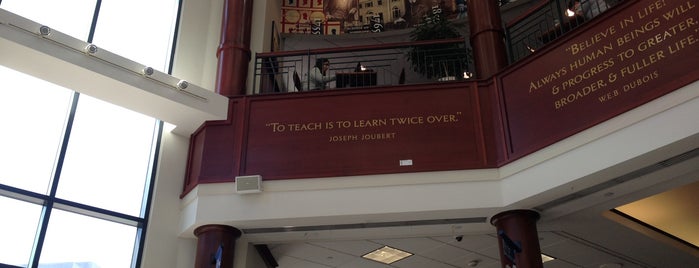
311 19 323 34
499 231 521 265
371 15 384 32
500 0 699 157
242 86 486 179
345 15 384 33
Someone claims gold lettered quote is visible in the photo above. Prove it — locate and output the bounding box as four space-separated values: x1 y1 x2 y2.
527 0 697 110
264 112 463 143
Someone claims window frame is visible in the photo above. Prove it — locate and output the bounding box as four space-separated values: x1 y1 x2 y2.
0 0 180 266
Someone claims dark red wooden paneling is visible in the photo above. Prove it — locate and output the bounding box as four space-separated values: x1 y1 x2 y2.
183 99 244 196
241 83 490 179
500 0 699 158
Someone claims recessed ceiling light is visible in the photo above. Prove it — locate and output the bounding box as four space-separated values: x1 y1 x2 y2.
362 246 413 264
541 253 556 263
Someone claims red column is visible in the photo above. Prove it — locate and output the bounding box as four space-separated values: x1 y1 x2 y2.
490 210 543 268
194 224 242 268
466 0 508 78
216 0 254 97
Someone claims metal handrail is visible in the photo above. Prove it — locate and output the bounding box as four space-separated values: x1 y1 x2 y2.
252 38 473 94
252 0 622 94
504 0 622 63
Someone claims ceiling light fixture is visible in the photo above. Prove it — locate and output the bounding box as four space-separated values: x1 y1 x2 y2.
541 253 555 263
362 246 413 264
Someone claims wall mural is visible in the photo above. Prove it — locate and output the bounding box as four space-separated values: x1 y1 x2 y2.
281 0 464 34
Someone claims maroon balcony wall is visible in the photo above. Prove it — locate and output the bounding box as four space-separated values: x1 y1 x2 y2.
183 82 506 195
499 0 699 159
184 99 244 195
182 0 699 196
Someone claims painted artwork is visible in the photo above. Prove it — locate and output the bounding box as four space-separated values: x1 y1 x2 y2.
324 0 357 22
282 0 461 34
282 9 319 33
405 0 461 25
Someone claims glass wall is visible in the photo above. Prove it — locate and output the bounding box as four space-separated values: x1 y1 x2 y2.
0 0 179 267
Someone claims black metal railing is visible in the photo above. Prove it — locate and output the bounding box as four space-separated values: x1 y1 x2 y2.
252 38 473 94
505 0 622 63
252 0 624 94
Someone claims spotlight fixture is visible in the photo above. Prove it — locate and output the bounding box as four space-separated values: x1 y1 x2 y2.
84 44 98 54
39 26 51 36
177 80 189 90
142 66 154 76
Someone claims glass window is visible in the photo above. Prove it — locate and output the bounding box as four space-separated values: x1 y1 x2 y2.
0 196 43 267
39 209 137 268
57 95 157 217
0 0 97 41
92 0 179 71
0 0 177 266
0 66 73 194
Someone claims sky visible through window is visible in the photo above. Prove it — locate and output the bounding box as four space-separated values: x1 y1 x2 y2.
0 0 179 267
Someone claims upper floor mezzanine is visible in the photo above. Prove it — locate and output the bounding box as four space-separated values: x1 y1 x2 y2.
184 0 699 194
2 0 695 195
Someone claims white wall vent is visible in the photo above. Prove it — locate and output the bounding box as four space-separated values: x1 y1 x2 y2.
235 175 262 194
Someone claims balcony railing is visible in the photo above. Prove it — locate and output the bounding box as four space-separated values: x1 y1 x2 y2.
252 0 624 94
505 0 622 63
252 38 473 94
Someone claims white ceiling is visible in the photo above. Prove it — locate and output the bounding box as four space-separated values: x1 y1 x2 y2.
254 143 699 268
267 229 650 268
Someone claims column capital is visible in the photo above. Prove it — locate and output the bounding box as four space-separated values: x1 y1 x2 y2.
194 224 242 237
490 209 541 226
194 224 242 268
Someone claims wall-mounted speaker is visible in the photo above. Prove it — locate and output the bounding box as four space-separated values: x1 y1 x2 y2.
235 175 262 194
